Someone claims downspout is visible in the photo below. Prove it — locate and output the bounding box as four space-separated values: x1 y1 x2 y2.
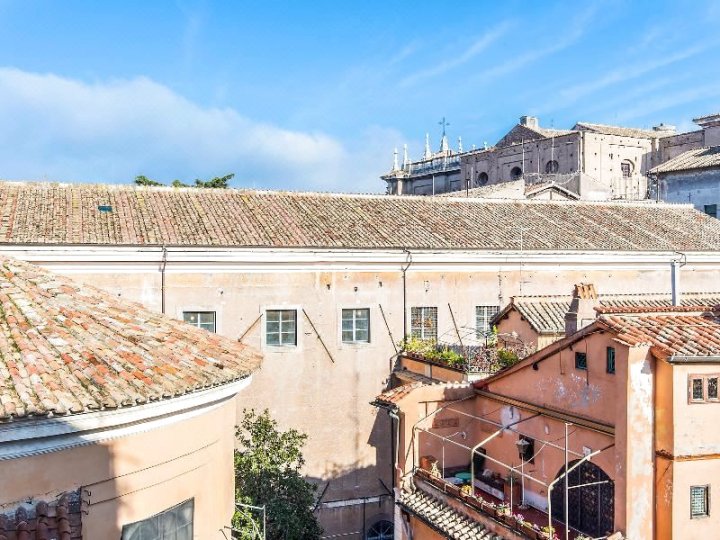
401 249 413 348
546 443 614 536
389 409 401 491
671 252 686 307
160 244 168 314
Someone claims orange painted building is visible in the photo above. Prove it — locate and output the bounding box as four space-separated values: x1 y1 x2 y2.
381 304 720 539
0 257 261 539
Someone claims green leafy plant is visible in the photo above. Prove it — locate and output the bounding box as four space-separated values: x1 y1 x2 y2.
134 175 164 186
234 409 322 540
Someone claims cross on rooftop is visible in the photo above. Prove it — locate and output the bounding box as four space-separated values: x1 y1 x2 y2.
438 117 450 137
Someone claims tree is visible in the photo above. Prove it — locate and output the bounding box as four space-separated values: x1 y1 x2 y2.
194 173 234 188
134 175 164 186
233 409 322 540
171 179 190 188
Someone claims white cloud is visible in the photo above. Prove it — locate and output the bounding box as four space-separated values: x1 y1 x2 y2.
0 67 391 192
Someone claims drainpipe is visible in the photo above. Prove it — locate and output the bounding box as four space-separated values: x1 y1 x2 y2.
671 252 686 307
401 249 413 347
546 443 614 538
160 244 168 314
389 409 401 491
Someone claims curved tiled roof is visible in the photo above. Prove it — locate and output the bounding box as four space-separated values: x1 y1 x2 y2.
399 489 503 540
0 256 261 422
650 146 720 174
574 122 666 139
0 182 718 251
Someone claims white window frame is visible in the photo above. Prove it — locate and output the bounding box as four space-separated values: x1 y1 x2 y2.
691 485 710 518
688 374 720 403
180 309 218 333
121 498 194 539
475 305 499 339
340 307 371 344
410 306 438 341
264 308 299 348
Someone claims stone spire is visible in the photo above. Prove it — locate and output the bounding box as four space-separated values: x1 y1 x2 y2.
438 117 450 153
402 144 409 168
392 148 399 171
423 133 431 160
457 136 463 153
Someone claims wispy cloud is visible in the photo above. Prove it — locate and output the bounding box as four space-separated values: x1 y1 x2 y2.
559 44 709 102
613 81 720 122
0 67 393 192
398 22 511 88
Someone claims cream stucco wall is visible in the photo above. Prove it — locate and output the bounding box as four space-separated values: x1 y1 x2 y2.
0 396 238 539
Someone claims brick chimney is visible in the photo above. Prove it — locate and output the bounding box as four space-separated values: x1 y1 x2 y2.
565 283 598 336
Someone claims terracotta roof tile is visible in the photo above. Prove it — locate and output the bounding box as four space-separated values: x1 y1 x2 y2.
0 256 261 422
399 489 503 539
0 491 80 540
0 182 717 251
494 292 720 335
650 146 720 174
600 312 720 357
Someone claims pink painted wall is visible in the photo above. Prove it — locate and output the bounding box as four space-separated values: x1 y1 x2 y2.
0 398 238 538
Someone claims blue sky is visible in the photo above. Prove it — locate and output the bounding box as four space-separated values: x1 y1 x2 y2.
0 0 718 192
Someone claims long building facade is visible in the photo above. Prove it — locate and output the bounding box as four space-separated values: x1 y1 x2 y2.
2 182 720 538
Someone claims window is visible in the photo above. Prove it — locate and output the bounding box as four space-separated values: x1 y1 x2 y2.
510 166 523 180
121 499 193 540
606 347 616 374
183 311 216 332
266 309 297 346
545 160 559 174
411 307 438 340
366 520 393 540
476 171 489 186
690 375 720 402
621 160 633 178
575 352 587 370
691 486 710 518
342 308 370 343
704 204 717 218
476 305 499 338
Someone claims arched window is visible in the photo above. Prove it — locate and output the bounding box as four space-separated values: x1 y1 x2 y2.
621 160 633 178
545 160 559 174
366 520 393 540
510 166 523 180
551 460 614 538
476 172 489 186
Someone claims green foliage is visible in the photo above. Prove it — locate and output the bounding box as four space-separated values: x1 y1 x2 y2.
234 409 322 540
134 175 164 186
194 173 234 188
399 337 466 367
496 348 520 369
171 179 190 187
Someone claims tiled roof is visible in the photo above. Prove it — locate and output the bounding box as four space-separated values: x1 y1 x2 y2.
0 256 261 422
650 146 720 174
574 122 666 139
438 180 525 199
599 312 720 357
0 182 718 251
0 491 80 540
494 293 720 334
399 489 503 540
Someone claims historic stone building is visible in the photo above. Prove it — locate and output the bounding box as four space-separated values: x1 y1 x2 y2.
1 182 720 538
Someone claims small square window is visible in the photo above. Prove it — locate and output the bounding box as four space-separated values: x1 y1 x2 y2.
709 378 718 400
411 307 438 341
704 204 718 218
183 311 216 333
692 378 705 401
606 347 615 374
476 305 499 338
691 485 710 518
575 352 587 370
266 310 297 346
342 308 370 343
122 498 194 539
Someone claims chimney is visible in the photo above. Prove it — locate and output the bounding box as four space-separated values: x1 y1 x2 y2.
671 260 681 306
565 283 599 336
520 116 539 129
